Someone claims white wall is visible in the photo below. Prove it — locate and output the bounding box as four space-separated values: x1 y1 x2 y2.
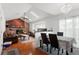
0 4 6 55
30 15 59 34
45 16 59 34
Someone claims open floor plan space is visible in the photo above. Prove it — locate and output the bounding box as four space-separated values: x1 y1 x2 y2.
0 3 79 55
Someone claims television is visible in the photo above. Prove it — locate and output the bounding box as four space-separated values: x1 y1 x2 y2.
57 32 63 36
37 28 47 32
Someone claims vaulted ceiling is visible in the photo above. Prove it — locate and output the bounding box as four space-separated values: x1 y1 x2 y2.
1 3 79 22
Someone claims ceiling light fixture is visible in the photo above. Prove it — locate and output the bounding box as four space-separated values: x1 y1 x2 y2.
61 4 72 14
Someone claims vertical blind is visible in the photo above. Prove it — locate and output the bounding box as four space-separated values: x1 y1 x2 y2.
59 16 79 48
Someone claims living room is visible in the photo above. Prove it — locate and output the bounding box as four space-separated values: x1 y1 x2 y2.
0 3 79 55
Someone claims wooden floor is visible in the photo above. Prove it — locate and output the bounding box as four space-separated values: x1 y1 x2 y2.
3 37 48 55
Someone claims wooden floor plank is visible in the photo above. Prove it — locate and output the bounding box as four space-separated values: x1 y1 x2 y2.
3 37 48 55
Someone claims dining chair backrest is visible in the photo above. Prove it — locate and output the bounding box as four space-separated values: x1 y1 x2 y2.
49 34 59 48
41 33 50 44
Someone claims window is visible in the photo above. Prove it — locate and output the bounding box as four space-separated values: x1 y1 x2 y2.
59 16 79 47
32 21 46 31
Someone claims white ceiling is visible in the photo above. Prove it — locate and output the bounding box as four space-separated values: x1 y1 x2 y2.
30 3 79 15
1 3 79 22
1 3 31 20
25 7 51 22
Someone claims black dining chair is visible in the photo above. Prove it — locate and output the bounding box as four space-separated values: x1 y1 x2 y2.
41 33 50 52
49 34 60 55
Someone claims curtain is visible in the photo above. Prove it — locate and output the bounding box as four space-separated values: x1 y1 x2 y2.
59 16 79 48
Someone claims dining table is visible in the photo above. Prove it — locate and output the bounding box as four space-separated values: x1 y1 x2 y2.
35 32 75 55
